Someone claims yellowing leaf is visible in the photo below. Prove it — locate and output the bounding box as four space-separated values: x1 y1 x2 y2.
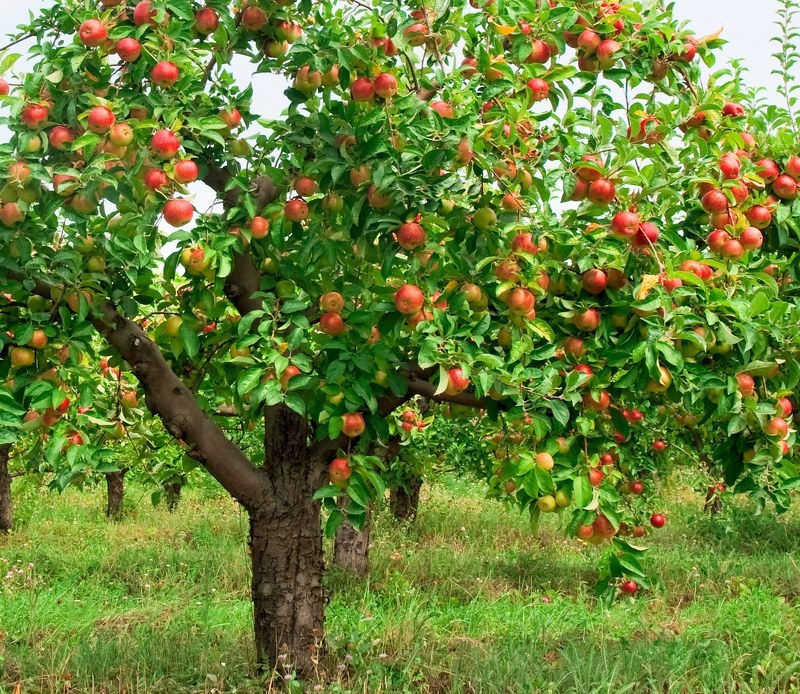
637 274 661 301
698 27 724 44
278 342 289 354
491 22 516 36
444 280 459 292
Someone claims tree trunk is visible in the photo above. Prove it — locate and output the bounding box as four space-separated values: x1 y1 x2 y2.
163 479 183 511
250 405 326 678
0 445 12 533
390 474 422 521
333 503 371 576
105 469 126 519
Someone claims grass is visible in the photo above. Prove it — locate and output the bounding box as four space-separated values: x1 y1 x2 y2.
2 475 800 693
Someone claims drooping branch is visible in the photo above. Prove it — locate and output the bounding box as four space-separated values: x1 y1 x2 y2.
9 273 267 510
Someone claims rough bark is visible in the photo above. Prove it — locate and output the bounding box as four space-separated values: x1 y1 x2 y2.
333 502 371 576
163 479 183 511
0 445 12 533
391 475 423 522
250 404 326 678
105 470 126 519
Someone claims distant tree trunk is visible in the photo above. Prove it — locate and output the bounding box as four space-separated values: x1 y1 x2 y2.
333 502 371 576
390 475 422 521
163 478 183 511
251 404 326 679
105 469 126 519
0 445 12 532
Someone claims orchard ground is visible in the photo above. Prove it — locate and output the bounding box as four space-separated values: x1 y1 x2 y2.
2 476 800 693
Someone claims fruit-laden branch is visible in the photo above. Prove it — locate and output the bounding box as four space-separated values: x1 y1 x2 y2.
8 272 267 510
202 163 280 316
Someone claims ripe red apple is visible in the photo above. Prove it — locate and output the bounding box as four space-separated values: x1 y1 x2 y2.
588 467 604 487
21 104 49 129
610 210 639 238
630 481 644 494
527 78 549 101
87 106 115 134
430 101 455 118
719 153 741 179
394 285 424 314
736 373 755 397
701 189 728 213
785 155 800 180
577 29 601 54
706 229 730 253
151 129 180 158
329 457 352 488
0 203 24 227
121 390 138 408
152 61 179 88
756 158 780 183
722 102 745 117
249 216 269 239
739 226 763 251
506 287 535 314
587 178 615 204
773 174 798 200
195 7 220 34
620 580 637 594
562 337 586 359
163 199 194 227
445 367 469 396
240 5 267 31
133 1 162 26
0 78 9 96
284 199 309 222
583 389 610 410
220 108 242 129
650 513 666 528
280 365 301 390
173 160 199 184
79 19 108 47
764 417 788 437
319 312 346 336
374 72 398 99
115 37 142 62
576 154 603 181
350 77 375 102
652 439 665 452
745 205 771 229
341 412 365 438
573 308 601 331
582 269 607 295
145 168 169 190
397 222 426 250
777 397 793 417
595 39 621 68
576 524 594 540
293 176 317 197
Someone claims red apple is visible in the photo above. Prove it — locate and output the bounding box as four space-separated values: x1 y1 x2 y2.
374 72 398 99
145 168 169 190
445 367 470 396
587 178 615 204
319 312 346 336
341 413 365 438
152 61 179 88
87 106 115 134
573 308 600 331
151 129 180 158
329 457 352 488
650 513 666 528
397 222 426 250
350 77 375 102
163 199 194 227
739 226 763 250
194 7 220 34
284 199 309 222
116 37 142 62
394 285 424 314
582 269 607 295
610 210 639 238
79 19 108 48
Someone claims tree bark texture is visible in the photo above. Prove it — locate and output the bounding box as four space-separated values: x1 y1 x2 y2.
391 474 423 521
333 502 371 576
0 445 12 533
250 405 326 679
105 470 126 519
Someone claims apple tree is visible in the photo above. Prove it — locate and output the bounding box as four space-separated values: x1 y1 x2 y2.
1 0 799 678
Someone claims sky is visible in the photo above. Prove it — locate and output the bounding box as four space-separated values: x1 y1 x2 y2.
0 0 787 114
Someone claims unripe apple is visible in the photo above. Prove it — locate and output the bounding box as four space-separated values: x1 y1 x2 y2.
164 315 184 337
10 346 35 368
264 40 289 58
473 207 497 230
535 452 554 471
0 203 24 227
109 123 134 147
320 292 344 313
121 390 138 408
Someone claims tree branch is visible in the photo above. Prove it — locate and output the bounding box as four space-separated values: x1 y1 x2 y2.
8 273 267 510
202 163 281 317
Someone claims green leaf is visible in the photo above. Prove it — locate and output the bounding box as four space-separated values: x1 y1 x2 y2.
573 476 593 509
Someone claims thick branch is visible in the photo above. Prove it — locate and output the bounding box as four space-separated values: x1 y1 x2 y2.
202 163 281 317
10 273 266 510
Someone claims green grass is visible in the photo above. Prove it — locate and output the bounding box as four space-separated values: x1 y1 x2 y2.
2 475 800 693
